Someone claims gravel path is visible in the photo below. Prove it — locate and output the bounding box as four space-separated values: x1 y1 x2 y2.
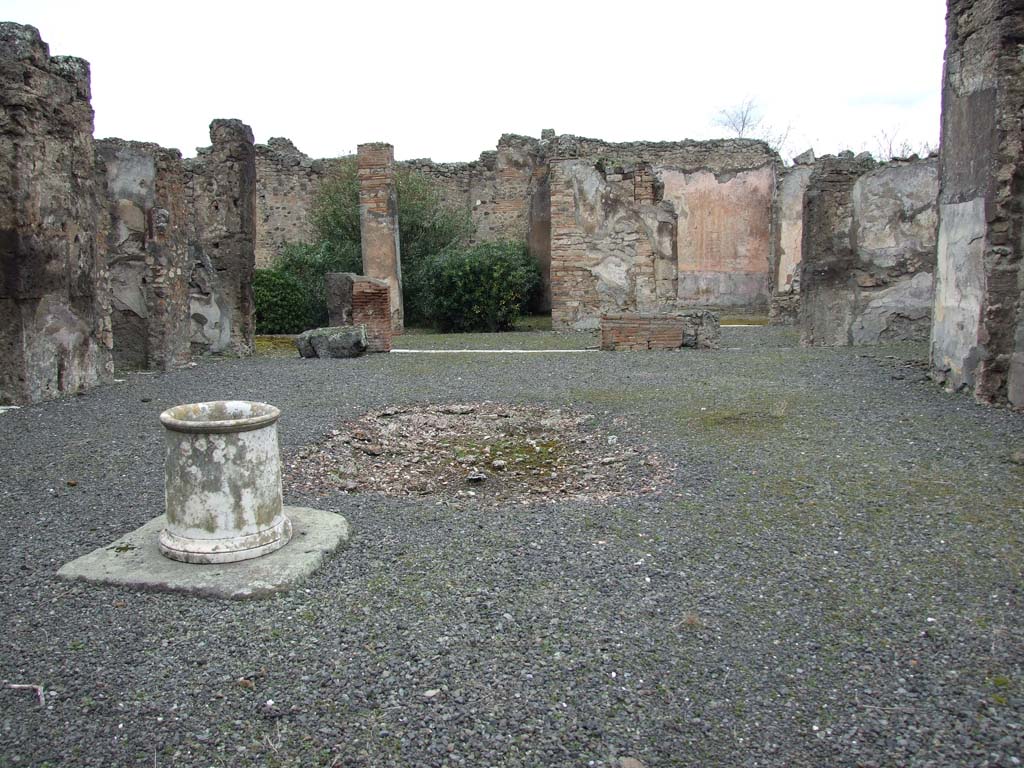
1 327 1022 767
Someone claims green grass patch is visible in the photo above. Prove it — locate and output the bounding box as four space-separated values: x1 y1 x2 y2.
255 335 298 357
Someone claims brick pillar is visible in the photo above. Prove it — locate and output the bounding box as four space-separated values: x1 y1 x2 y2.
357 143 403 332
931 0 1024 404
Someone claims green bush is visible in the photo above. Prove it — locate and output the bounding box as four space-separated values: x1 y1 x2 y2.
253 269 314 334
423 241 540 332
274 156 473 327
271 241 358 327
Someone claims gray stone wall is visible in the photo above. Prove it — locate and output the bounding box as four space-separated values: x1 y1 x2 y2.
0 23 112 404
931 0 1024 405
800 153 938 346
96 139 191 370
187 119 257 356
254 138 336 269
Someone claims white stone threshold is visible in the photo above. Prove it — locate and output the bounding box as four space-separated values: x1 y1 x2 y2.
390 348 599 354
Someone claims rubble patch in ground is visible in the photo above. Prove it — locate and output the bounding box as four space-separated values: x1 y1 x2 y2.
284 402 670 505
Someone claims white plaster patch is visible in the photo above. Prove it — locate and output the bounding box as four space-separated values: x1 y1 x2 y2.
931 197 987 388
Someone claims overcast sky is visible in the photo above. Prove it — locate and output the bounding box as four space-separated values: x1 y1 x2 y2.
2 0 946 163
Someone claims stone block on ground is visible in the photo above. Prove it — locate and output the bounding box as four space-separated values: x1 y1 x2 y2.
295 326 367 358
56 507 349 600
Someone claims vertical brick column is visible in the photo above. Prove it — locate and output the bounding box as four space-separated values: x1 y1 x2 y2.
931 0 1024 404
358 143 403 332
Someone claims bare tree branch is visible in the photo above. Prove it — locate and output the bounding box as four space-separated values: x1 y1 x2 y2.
714 97 762 138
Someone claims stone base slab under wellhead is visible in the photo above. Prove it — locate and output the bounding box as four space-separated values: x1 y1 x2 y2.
57 507 349 599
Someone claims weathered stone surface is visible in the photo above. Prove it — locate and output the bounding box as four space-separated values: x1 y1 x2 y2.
792 149 816 166
771 163 815 303
254 138 333 269
296 326 367 358
931 0 1024 405
600 311 720 351
187 119 257 356
96 139 191 370
0 23 112 404
159 401 291 564
57 507 349 600
358 143 403 332
550 160 677 330
799 155 877 345
325 272 354 326
800 155 938 346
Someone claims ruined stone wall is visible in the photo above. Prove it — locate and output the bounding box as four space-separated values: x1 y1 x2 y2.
769 155 816 323
358 143 403 331
549 159 677 330
187 119 257 356
254 138 335 269
96 139 190 370
553 136 778 317
0 23 112 404
931 0 1024 405
800 153 938 346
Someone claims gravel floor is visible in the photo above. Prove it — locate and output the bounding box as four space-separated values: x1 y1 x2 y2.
1 327 1022 767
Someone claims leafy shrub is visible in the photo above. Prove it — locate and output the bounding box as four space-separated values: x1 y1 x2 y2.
271 241 358 328
423 241 540 332
253 269 314 334
276 156 473 327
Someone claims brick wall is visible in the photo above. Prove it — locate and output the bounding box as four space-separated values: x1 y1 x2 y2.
352 278 392 353
600 312 720 351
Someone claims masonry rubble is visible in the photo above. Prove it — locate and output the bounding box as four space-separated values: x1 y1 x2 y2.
0 24 260 404
930 0 1024 405
254 137 334 269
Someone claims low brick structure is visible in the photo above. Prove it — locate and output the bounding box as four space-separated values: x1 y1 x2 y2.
325 273 392 353
600 312 720 351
